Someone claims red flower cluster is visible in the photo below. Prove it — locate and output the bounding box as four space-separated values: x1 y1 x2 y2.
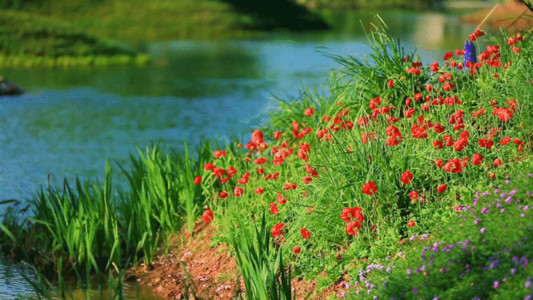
202 209 214 224
362 181 377 196
271 223 284 237
340 207 364 236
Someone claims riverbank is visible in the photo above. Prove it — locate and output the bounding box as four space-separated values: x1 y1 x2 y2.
0 10 149 67
125 24 533 298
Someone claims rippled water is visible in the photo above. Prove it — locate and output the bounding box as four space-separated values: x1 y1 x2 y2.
0 10 475 298
0 261 37 298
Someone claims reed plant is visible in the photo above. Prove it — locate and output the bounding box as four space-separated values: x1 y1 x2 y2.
229 212 293 300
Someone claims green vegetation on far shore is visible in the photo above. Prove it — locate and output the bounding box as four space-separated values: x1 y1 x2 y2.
0 10 149 67
0 0 329 67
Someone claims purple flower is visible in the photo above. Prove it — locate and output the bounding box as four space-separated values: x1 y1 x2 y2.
480 227 486 234
463 40 477 66
407 269 412 275
511 268 517 275
493 281 499 288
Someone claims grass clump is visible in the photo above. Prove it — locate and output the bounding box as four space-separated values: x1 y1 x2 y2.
228 212 293 300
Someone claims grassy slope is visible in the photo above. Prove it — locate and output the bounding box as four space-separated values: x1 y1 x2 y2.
21 0 256 41
0 10 149 67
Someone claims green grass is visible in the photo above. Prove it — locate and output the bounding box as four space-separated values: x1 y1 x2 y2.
1 0 326 42
0 10 149 67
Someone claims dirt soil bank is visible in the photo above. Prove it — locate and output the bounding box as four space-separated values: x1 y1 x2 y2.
126 222 353 299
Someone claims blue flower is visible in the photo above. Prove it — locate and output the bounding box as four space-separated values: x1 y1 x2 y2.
464 40 477 67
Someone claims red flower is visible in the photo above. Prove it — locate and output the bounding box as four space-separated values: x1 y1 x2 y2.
493 158 502 166
345 221 362 236
433 123 445 133
362 181 377 196
227 166 238 178
442 82 454 91
305 164 319 178
490 173 496 179
433 140 444 149
340 207 364 223
213 150 227 159
270 202 278 215
300 228 311 239
298 143 311 162
437 184 447 194
304 108 315 117
276 193 287 205
284 183 297 190
369 97 382 109
471 107 485 117
472 153 484 165
387 79 395 88
407 67 421 75
434 159 443 168
407 220 416 227
273 131 282 140
254 158 267 165
400 171 413 185
493 107 513 122
193 176 202 185
409 191 418 199
478 138 494 149
255 187 265 195
500 136 511 145
474 28 485 37
294 246 301 254
405 108 416 118
219 190 229 199
271 223 284 237
202 209 214 224
453 137 469 152
444 52 453 60
203 162 214 171
233 186 244 197
443 158 463 173
303 176 313 184
213 167 225 178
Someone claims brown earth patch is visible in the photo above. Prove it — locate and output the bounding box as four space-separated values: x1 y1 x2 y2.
126 222 358 299
461 0 533 30
126 223 241 299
